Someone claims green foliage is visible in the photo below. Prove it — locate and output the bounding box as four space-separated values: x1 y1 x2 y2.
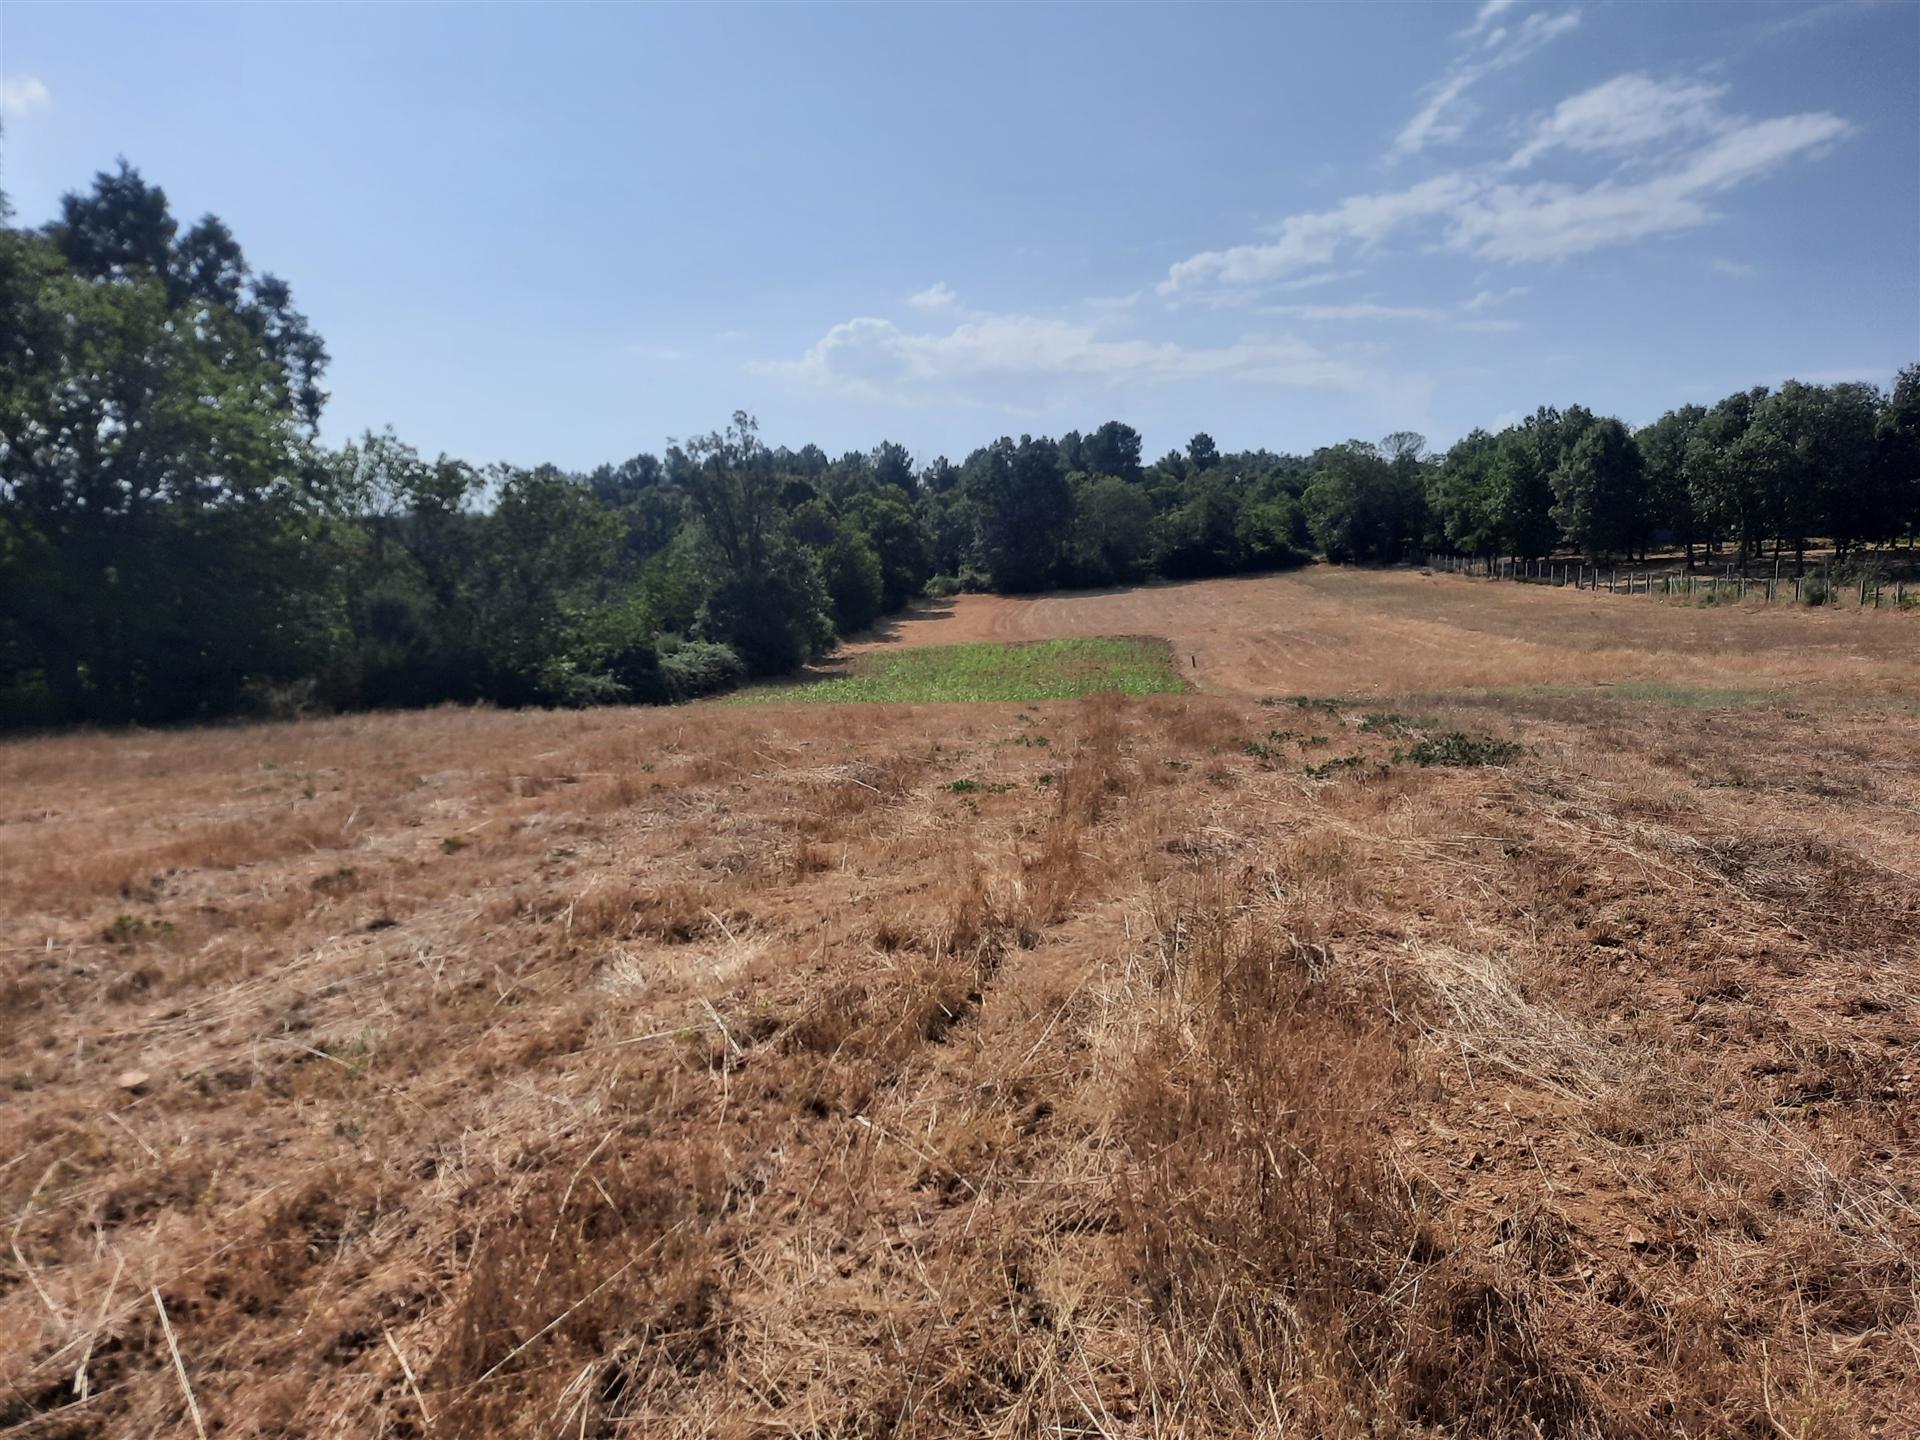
658 639 746 700
729 637 1182 705
1551 417 1646 562
1405 732 1523 768
823 528 886 634
1304 440 1427 563
965 435 1072 592
1065 475 1157 585
696 537 833 676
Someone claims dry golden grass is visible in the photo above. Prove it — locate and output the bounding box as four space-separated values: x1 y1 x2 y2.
3 575 1917 1437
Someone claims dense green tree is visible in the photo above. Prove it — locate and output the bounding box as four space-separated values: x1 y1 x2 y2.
1303 441 1426 563
1083 420 1145 482
0 188 336 722
1429 429 1502 557
1878 365 1920 544
1550 418 1646 561
676 410 782 581
1064 476 1156 585
1157 475 1243 577
843 492 931 610
1750 380 1887 562
1489 410 1568 559
1636 405 1706 566
964 435 1070 591
1687 388 1769 563
870 441 915 498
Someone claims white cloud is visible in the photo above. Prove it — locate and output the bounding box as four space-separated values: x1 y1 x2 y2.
1262 302 1452 324
763 310 1365 409
1160 175 1478 297
1390 8 1582 161
1448 110 1850 260
0 75 50 117
1460 285 1530 310
1276 269 1365 291
1460 0 1523 39
907 282 959 312
1507 74 1731 169
1162 78 1849 291
1259 287 1527 331
1710 257 1758 277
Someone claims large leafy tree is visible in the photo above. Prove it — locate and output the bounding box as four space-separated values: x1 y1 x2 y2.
1082 420 1145 483
1065 475 1156 586
1878 364 1920 545
1686 387 1769 563
1 166 336 722
964 435 1071 592
1636 405 1706 567
1303 441 1426 564
1429 429 1502 557
1749 380 1888 562
1551 417 1647 562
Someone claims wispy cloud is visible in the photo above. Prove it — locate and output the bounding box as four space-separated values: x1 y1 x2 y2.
1709 256 1759 277
1390 7 1582 162
1160 175 1478 298
763 310 1364 410
1459 0 1523 40
1276 269 1364 291
0 75 50 117
1161 75 1848 292
1259 287 1528 332
907 282 960 312
1449 110 1851 260
1506 74 1729 169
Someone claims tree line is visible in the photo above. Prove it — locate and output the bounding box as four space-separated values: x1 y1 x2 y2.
3 163 1916 728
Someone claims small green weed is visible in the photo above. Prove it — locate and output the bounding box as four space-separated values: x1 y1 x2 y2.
101 914 175 945
1302 754 1369 780
1404 732 1522 768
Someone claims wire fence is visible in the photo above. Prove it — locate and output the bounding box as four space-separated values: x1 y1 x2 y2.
1425 553 1916 610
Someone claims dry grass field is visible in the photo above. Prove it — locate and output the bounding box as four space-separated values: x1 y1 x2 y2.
3 568 1917 1438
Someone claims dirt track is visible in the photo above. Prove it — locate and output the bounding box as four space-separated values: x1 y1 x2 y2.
853 568 1920 699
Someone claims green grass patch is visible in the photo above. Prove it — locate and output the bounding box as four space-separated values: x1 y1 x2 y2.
1521 681 1779 710
728 637 1184 705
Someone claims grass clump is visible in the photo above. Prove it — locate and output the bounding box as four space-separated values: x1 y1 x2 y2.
731 636 1182 704
1406 731 1522 768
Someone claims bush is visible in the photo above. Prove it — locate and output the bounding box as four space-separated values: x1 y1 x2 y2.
823 531 885 634
1406 731 1522 768
659 640 746 701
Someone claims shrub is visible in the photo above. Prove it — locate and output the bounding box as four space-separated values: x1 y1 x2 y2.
659 640 746 701
1406 731 1522 767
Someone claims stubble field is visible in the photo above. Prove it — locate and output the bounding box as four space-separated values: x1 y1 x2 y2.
3 568 1917 1438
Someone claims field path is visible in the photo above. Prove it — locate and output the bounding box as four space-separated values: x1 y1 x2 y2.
849 567 1920 698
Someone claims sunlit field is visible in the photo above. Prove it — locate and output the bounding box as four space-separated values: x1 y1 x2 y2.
3 569 1917 1438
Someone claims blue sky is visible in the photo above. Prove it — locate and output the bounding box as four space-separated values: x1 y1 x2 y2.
2 1 1914 469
